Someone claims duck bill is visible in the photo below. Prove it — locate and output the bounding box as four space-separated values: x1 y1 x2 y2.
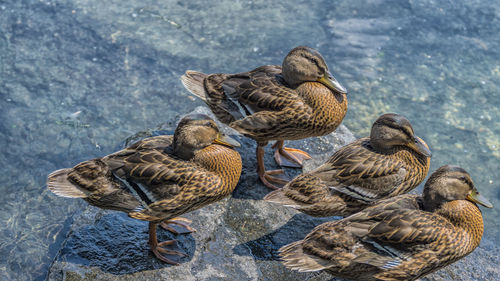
213 134 240 148
318 71 347 94
466 189 493 208
408 136 432 157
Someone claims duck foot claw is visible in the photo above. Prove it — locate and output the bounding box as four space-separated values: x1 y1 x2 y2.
272 141 311 168
149 222 187 264
151 239 186 264
256 144 292 190
260 169 290 190
160 217 196 234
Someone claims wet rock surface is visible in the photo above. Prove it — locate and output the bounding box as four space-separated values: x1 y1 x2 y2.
46 107 354 281
47 108 499 281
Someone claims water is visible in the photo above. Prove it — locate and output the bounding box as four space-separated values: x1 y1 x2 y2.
0 0 499 280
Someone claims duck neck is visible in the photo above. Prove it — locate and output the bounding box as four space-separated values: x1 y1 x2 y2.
436 200 484 252
399 146 429 168
369 140 393 154
296 82 346 107
371 141 429 167
294 82 348 134
193 144 242 193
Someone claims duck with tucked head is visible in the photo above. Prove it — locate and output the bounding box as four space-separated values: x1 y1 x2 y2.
47 114 242 264
265 113 431 217
181 46 347 189
279 165 492 281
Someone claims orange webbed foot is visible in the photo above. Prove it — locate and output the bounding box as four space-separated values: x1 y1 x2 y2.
160 217 196 235
259 169 290 190
272 141 311 168
149 222 187 264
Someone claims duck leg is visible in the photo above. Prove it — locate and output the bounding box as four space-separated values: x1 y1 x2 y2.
160 217 196 234
257 144 290 190
148 222 186 264
272 140 311 168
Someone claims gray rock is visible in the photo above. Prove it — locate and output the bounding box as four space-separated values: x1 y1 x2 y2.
46 107 350 281
47 107 499 281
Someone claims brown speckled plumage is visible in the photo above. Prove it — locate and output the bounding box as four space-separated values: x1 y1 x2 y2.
265 113 431 217
124 141 242 222
209 75 347 142
181 46 347 189
279 165 492 281
47 114 242 263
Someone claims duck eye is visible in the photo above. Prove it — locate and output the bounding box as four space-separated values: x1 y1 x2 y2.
459 176 468 183
308 56 321 66
204 122 217 130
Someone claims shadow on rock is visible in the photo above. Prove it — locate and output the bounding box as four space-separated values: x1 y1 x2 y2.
56 212 196 275
233 213 339 261
230 138 310 201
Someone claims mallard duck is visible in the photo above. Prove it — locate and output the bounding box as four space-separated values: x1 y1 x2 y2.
181 46 347 189
47 114 242 264
264 113 431 217
279 165 493 281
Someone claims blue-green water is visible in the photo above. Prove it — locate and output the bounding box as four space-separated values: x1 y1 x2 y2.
0 0 499 280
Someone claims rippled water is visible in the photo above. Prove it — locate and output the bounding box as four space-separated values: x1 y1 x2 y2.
0 0 499 280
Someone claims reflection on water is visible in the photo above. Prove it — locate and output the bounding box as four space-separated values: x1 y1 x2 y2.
0 0 499 280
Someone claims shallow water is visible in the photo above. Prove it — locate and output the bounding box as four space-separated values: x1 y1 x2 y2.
0 0 499 280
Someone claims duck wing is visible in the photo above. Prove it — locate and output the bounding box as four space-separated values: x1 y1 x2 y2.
104 137 224 221
312 139 409 203
343 198 452 274
288 196 448 273
212 66 314 138
46 136 175 212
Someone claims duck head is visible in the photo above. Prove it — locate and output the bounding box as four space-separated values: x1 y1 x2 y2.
423 165 493 211
282 46 347 94
173 114 240 160
369 113 432 158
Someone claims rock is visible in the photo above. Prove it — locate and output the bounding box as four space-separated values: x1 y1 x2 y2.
46 107 352 281
47 107 499 281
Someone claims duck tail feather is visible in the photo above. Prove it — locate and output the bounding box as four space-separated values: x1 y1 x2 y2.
279 241 329 272
263 189 301 208
181 71 208 101
47 168 87 198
